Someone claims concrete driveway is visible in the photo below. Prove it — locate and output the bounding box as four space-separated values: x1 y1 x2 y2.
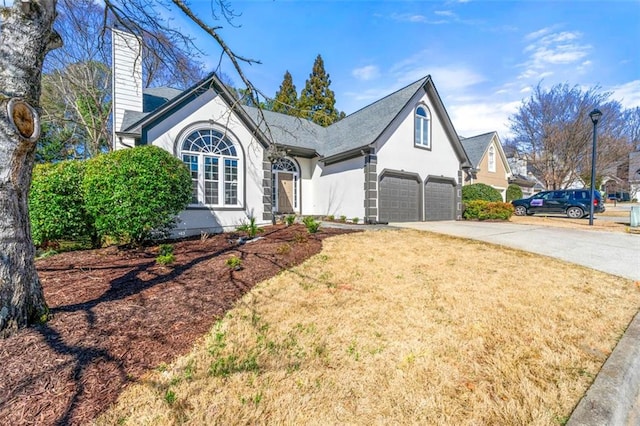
391 221 640 281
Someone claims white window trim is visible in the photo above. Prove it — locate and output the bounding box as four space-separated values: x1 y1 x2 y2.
180 128 243 208
414 104 431 150
488 145 496 173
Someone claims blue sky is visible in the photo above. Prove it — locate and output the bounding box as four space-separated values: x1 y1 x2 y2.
179 0 640 139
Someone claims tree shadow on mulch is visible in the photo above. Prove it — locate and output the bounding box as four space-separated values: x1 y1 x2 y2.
0 224 355 425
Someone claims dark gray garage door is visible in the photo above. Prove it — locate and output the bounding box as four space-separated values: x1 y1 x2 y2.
424 179 455 221
379 174 420 222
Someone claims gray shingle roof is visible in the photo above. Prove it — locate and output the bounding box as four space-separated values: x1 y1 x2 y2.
143 87 183 112
117 73 468 165
322 77 429 157
241 107 326 153
460 131 495 168
119 111 148 133
241 76 429 157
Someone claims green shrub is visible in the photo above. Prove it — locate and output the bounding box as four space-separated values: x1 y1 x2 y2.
226 255 243 270
156 244 175 264
339 215 346 223
462 183 502 202
302 216 320 234
506 184 523 202
83 146 192 245
285 214 296 226
156 253 175 265
237 216 263 238
352 217 359 224
29 160 97 247
158 243 174 256
463 200 514 220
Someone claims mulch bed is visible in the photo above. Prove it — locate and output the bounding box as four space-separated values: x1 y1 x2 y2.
0 224 355 425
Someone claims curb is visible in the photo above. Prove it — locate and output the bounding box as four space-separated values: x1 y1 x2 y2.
567 311 640 425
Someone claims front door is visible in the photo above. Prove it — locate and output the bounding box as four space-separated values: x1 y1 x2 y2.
277 173 294 213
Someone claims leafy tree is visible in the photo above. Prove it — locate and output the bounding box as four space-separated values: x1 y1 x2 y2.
298 55 344 126
0 0 262 337
508 82 635 190
83 145 192 245
38 0 206 162
272 71 298 116
36 123 77 163
462 183 502 202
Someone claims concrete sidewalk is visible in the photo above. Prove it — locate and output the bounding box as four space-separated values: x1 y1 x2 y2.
390 220 640 425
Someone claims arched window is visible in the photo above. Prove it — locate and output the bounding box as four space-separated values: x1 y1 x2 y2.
272 157 299 212
180 129 241 207
414 105 431 149
488 145 496 172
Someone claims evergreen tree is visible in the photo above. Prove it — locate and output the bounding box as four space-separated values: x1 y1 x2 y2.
272 71 298 115
298 55 342 127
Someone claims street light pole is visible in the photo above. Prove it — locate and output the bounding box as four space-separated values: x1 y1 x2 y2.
589 109 602 226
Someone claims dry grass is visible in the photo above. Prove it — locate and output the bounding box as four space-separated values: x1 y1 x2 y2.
97 229 640 425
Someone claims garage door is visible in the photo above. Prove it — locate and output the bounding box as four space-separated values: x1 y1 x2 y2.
424 179 455 221
379 174 420 222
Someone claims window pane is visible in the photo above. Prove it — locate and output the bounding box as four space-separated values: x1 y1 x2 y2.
204 157 218 181
225 182 237 205
182 154 199 203
421 118 429 147
415 116 422 145
204 156 218 205
224 159 238 205
205 181 218 205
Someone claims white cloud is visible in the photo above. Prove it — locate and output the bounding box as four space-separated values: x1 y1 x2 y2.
450 100 522 139
610 80 640 108
388 50 485 92
524 26 554 41
389 12 448 24
428 67 486 93
435 10 456 17
352 65 380 81
519 29 591 80
390 13 428 23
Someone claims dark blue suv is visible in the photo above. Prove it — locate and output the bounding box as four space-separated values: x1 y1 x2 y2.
512 189 605 218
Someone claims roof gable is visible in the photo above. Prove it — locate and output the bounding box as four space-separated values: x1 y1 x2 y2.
322 77 429 157
119 72 270 147
461 131 511 173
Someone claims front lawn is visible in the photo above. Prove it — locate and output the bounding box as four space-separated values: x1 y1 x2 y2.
97 229 639 425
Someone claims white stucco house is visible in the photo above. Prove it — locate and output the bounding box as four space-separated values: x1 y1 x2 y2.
112 30 471 237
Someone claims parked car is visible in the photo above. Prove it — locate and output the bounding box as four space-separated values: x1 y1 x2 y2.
511 189 605 218
607 192 630 202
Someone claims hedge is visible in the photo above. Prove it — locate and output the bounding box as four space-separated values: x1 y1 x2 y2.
463 200 514 220
462 183 502 202
506 183 523 202
83 145 192 245
29 160 95 247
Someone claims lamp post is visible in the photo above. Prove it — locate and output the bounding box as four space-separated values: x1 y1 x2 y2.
588 108 602 226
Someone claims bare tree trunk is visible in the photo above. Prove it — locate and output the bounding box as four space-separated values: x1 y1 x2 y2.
0 0 59 338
